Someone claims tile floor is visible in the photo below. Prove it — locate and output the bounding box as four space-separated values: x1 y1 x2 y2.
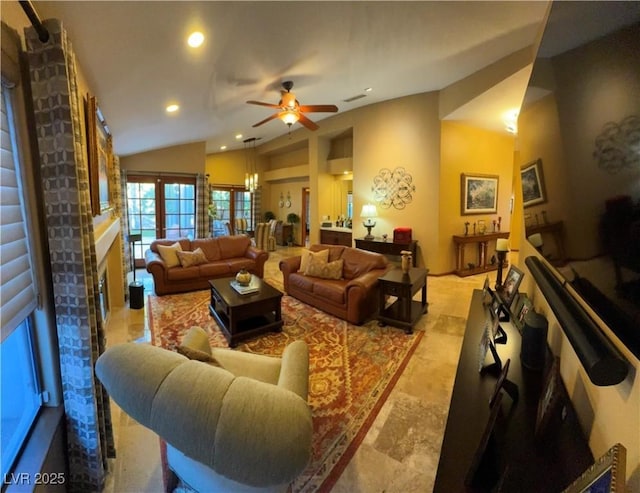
103 246 488 493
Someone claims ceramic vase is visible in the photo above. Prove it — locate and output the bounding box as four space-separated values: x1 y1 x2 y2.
400 250 412 274
235 268 252 286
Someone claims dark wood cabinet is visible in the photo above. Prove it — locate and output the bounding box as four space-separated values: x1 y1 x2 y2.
275 223 293 246
355 237 417 266
320 228 352 246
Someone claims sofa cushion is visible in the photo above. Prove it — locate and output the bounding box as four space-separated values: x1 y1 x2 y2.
299 249 329 273
310 244 346 262
177 248 208 268
218 235 251 259
152 238 191 253
177 344 223 367
305 257 344 280
289 272 315 292
313 279 346 304
198 263 232 278
341 248 388 280
167 266 200 281
226 258 255 272
192 239 222 261
157 242 183 268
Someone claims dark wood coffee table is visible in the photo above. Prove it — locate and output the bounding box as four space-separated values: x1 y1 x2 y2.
208 277 283 347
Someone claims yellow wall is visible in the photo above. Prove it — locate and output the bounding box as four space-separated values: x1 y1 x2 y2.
120 141 206 174
438 121 516 274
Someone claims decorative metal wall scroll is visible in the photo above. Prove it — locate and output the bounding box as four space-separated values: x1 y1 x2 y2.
593 115 639 174
371 166 416 209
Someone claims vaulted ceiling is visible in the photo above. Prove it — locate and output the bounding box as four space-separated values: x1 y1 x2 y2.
25 1 623 157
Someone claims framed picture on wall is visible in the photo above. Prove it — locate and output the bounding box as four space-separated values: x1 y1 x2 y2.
521 159 547 208
86 94 113 215
461 173 499 215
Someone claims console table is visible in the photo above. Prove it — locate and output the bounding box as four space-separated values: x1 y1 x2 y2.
434 290 593 492
355 237 417 266
452 232 509 277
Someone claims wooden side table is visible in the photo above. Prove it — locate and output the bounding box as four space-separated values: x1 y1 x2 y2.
377 267 428 333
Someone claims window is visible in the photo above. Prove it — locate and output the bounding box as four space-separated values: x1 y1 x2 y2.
1 78 41 477
1 320 41 477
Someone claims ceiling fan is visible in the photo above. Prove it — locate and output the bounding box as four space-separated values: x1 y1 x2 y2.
246 81 338 131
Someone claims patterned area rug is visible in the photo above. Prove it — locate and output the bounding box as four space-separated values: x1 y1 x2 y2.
149 283 423 492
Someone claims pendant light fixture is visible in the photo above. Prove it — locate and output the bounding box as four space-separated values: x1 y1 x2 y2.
244 137 259 192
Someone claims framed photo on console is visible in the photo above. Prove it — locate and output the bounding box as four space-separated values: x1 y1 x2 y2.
501 265 524 308
535 357 563 438
563 443 626 493
465 391 504 486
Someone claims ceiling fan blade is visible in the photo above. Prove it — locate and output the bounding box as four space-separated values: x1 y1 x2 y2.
298 104 338 113
298 113 319 131
252 113 280 127
247 100 281 109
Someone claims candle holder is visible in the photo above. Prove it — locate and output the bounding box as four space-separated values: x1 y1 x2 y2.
495 238 509 291
495 250 507 290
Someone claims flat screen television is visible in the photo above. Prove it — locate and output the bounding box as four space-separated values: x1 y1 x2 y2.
518 2 640 360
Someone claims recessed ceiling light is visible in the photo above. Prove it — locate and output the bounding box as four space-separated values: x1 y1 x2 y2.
166 104 179 113
235 134 243 140
364 87 373 92
188 31 204 48
220 145 227 150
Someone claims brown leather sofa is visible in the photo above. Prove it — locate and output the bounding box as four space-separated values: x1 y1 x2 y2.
279 244 390 325
145 235 268 296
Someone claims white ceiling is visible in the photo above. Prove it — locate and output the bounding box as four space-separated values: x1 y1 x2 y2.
28 1 555 156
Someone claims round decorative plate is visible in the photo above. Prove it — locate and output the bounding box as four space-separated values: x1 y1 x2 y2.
285 200 292 208
279 200 284 208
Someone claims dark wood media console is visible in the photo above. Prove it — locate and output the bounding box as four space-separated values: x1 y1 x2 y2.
434 290 593 492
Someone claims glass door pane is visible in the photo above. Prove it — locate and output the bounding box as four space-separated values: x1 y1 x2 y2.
127 180 157 262
211 189 231 237
164 182 195 240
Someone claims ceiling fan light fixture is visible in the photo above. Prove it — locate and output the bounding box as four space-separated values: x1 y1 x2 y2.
281 92 296 109
279 110 299 126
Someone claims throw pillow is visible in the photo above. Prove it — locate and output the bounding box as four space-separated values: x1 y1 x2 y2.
177 344 222 368
305 257 344 280
176 247 208 268
299 249 329 273
157 242 183 268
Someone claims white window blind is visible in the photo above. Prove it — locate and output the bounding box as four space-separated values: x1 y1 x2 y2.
0 81 37 342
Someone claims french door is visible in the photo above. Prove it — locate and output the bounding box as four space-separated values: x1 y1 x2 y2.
127 175 196 265
210 186 253 237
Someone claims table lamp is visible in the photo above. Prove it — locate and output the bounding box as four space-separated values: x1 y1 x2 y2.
360 204 378 240
495 238 509 290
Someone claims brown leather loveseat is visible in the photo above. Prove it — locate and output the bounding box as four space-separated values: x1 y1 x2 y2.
145 235 268 296
279 244 390 325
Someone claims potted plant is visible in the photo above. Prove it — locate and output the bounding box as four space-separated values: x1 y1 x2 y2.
286 212 300 246
264 210 276 222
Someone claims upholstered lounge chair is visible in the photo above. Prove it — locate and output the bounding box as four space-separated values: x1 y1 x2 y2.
95 327 312 492
254 220 277 251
